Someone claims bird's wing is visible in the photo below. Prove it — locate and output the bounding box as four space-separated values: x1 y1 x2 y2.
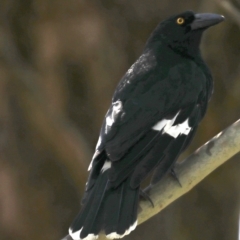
109 102 204 189
86 54 207 192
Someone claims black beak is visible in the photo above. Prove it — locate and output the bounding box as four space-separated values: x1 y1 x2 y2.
191 13 225 30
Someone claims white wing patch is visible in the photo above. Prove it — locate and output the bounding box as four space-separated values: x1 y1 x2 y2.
88 136 103 172
105 100 123 133
106 115 114 127
106 220 138 239
152 119 169 131
164 118 191 138
152 112 179 131
69 227 99 240
101 160 111 173
152 113 191 138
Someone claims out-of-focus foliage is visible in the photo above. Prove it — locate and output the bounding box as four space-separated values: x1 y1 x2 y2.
0 0 239 240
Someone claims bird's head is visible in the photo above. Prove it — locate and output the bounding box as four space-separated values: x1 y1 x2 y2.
146 11 224 57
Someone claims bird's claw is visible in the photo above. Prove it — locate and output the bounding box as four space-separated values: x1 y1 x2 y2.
140 189 154 208
170 169 182 187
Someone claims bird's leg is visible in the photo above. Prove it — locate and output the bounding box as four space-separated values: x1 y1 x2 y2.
139 189 154 208
170 169 182 187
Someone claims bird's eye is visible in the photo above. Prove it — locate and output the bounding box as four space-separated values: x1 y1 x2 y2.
176 17 185 25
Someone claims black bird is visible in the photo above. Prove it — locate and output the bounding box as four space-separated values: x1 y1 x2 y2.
69 11 224 240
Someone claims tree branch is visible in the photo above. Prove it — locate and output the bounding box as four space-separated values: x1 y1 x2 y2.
62 119 240 240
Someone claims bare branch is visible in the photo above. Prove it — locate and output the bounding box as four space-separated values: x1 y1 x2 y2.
139 119 240 224
63 119 240 240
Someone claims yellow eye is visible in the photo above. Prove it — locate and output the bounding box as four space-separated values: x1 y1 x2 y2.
176 17 185 25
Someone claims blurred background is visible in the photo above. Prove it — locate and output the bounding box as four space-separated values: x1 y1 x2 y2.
0 0 240 240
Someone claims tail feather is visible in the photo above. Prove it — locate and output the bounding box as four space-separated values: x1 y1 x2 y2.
105 178 139 237
69 170 139 240
115 184 139 236
69 171 108 239
70 189 95 233
103 182 125 234
80 173 109 239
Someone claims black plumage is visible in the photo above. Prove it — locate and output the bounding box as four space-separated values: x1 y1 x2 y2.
69 10 224 240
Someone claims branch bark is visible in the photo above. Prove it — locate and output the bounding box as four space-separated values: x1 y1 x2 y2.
62 119 240 240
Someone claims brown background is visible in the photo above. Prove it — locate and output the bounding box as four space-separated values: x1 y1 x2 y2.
0 0 240 240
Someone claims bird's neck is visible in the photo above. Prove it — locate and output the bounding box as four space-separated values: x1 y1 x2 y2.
169 43 201 60
145 31 203 60
168 34 202 60
144 42 201 65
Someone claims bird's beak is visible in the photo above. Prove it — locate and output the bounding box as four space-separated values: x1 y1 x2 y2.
191 13 225 30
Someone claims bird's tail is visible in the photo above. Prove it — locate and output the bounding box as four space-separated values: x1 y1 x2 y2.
69 170 139 240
